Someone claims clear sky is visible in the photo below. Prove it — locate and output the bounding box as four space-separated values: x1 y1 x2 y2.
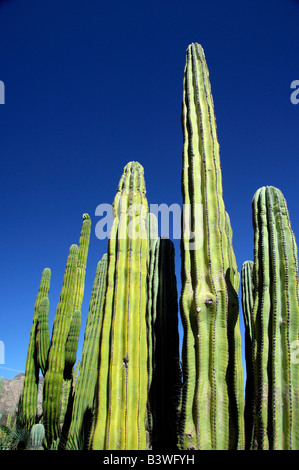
0 0 298 379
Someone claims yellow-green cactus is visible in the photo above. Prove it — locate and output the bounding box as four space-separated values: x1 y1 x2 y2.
22 268 51 428
250 186 299 449
89 162 149 450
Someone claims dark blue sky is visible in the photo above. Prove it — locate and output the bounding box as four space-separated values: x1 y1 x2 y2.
1 0 298 379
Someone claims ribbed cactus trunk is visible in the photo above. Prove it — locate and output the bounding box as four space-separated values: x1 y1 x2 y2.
64 309 81 379
90 161 149 450
250 186 299 450
43 213 91 447
66 253 108 450
72 214 91 314
147 237 181 450
179 43 244 450
23 268 51 428
43 244 79 445
36 297 50 377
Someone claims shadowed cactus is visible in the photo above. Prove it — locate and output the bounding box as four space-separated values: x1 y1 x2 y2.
147 236 181 450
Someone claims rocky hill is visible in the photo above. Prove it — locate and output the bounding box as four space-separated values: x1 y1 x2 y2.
0 373 43 424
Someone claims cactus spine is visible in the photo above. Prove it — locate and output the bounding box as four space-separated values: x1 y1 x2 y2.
66 253 108 450
90 162 149 450
249 186 299 449
179 43 244 449
22 268 51 428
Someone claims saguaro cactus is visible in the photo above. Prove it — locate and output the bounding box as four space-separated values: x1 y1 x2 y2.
23 268 51 428
89 161 149 450
179 43 244 450
250 186 299 449
66 253 108 450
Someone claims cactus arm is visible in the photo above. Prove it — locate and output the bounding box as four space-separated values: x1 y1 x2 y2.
36 297 50 377
22 268 51 428
73 213 91 313
66 254 108 450
43 244 78 445
64 309 81 379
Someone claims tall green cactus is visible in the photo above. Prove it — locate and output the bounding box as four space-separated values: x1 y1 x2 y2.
42 213 91 446
179 42 244 450
147 237 181 450
64 309 81 379
73 213 91 313
89 161 149 450
23 268 51 428
250 186 299 449
66 253 108 450
43 244 79 445
36 297 50 376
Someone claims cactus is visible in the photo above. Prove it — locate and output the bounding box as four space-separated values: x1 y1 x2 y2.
22 268 51 429
89 161 149 450
179 43 244 450
36 297 50 376
43 244 79 446
250 186 299 449
64 309 81 379
42 213 91 447
147 237 181 450
73 213 91 313
241 260 255 449
30 423 45 450
66 253 108 450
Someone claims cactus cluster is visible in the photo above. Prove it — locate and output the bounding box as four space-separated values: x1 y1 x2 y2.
5 42 298 451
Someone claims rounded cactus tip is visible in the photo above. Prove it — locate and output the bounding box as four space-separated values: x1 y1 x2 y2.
83 213 90 220
123 161 144 172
